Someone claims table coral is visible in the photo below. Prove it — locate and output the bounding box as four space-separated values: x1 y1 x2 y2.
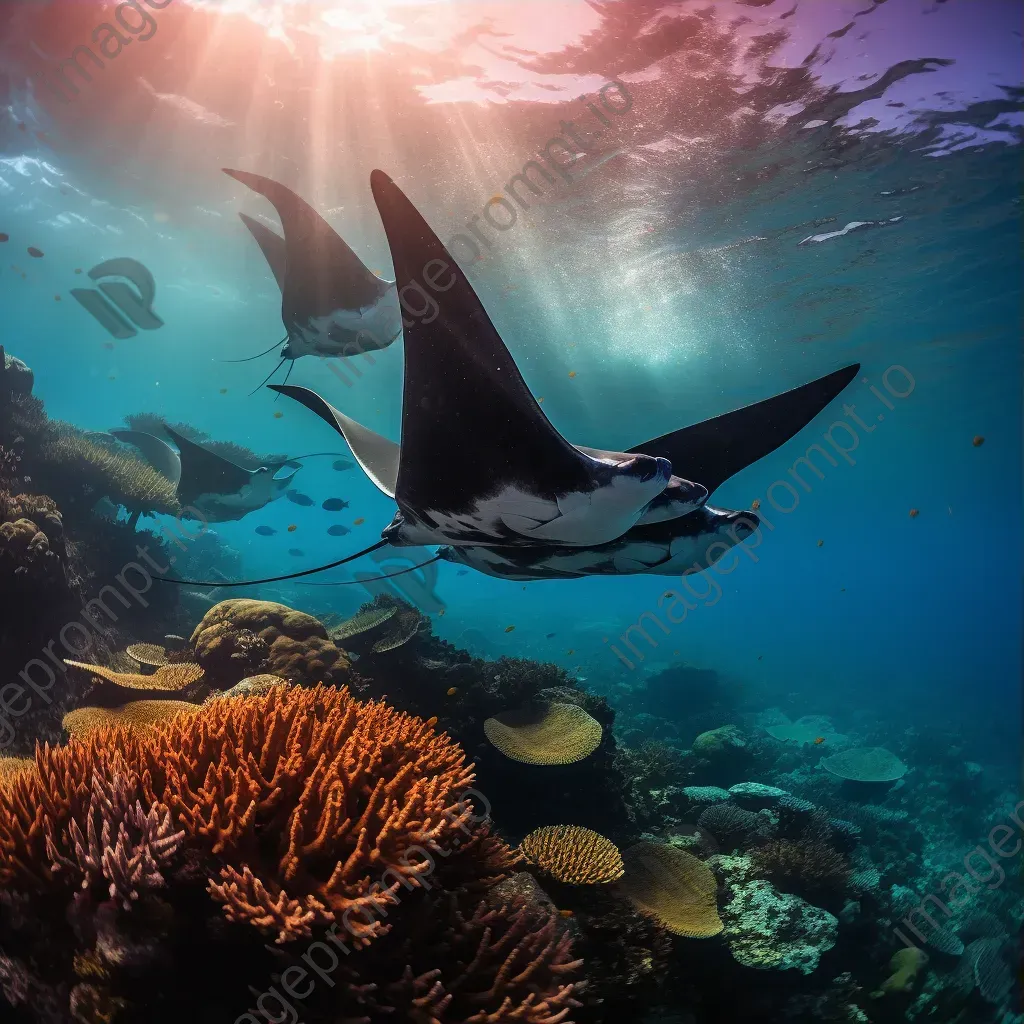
190 599 349 686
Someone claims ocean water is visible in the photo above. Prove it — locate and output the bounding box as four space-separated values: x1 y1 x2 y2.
0 1 1020 1022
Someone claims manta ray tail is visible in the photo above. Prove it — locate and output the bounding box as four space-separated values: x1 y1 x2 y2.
153 539 390 588
223 334 288 363
297 553 441 587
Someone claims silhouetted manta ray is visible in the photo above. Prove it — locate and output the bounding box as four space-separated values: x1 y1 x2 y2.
159 170 858 588
224 168 404 390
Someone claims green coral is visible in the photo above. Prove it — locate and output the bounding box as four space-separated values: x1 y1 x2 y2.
693 724 747 756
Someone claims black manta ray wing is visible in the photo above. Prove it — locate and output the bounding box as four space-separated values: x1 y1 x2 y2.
628 364 860 496
223 168 389 317
238 213 288 292
368 170 616 525
164 425 255 505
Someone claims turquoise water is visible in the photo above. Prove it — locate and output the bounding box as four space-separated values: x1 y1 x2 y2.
0 1 1020 1021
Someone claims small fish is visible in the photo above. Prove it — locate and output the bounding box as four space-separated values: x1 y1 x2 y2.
545 632 556 639
108 375 116 380
103 342 115 350
0 234 7 243
288 548 304 556
321 498 348 511
74 268 82 274
972 435 985 447
813 736 825 745
332 459 353 471
287 524 297 532
219 388 228 394
273 411 283 419
757 655 763 661
456 569 468 576
447 686 458 696
286 490 314 506
817 539 823 547
504 625 516 633
353 517 365 526
437 608 445 616
566 649 574 655
537 397 544 404
909 508 919 518
559 909 574 918
568 370 577 378
254 525 276 536
751 499 761 511
27 247 43 258
327 524 350 537
53 294 60 301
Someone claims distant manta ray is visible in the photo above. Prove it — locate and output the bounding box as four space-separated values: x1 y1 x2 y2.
109 427 343 523
158 169 859 588
224 168 404 392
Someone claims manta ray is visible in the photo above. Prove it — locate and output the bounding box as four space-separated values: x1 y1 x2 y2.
160 170 858 589
224 168 404 391
110 427 340 524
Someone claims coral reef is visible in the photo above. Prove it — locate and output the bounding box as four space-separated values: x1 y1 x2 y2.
697 803 769 852
190 599 349 687
520 826 624 884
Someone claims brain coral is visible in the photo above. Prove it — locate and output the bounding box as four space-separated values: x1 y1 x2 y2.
692 724 746 756
721 876 838 973
484 701 602 765
820 746 907 782
0 510 68 593
520 825 624 884
619 841 723 938
190 599 349 687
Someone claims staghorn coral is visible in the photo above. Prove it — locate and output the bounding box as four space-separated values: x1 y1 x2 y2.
750 810 851 909
0 686 574 1023
619 841 723 938
62 701 200 737
520 825 624 885
64 660 204 692
45 752 186 909
37 424 180 516
190 599 349 687
484 702 603 765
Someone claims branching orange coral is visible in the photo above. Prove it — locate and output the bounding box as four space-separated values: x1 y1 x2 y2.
0 685 516 946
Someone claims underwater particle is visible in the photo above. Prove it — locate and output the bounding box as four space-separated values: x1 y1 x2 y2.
273 411 283 419
909 508 919 518
287 524 297 532
437 608 445 616
54 294 60 301
219 388 228 394
447 686 458 696
288 548 304 556
103 342 114 350
537 397 544 404
286 490 314 507
108 375 116 380
619 842 723 938
519 825 624 884
566 649 574 655
814 736 825 745
504 625 516 633
353 517 365 526
153 211 170 223
74 267 82 273
484 702 602 765
973 435 985 446
27 246 43 258
321 497 348 511
254 525 276 536
568 371 577 378
326 524 350 537
456 568 468 575
751 498 761 510
0 233 7 242
545 632 556 639
817 539 823 547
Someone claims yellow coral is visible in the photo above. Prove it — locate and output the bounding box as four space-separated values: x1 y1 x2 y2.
876 946 928 995
65 660 204 691
619 841 723 938
484 702 602 765
62 701 200 736
520 825 624 884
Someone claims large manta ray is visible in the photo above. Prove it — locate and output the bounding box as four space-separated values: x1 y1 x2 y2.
160 170 858 588
223 169 404 391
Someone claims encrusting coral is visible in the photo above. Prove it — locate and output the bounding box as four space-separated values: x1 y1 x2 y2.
520 825 625 885
0 685 585 1022
190 599 349 687
484 701 603 765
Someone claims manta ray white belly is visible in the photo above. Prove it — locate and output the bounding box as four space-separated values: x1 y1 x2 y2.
290 284 403 358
